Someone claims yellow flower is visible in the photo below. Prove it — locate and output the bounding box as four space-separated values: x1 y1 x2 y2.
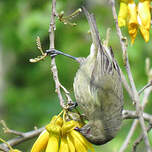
59 136 69 152
61 120 94 152
137 0 151 42
118 0 152 43
128 0 138 44
31 115 63 152
31 130 49 152
45 121 62 152
31 112 95 152
118 0 129 27
70 130 94 152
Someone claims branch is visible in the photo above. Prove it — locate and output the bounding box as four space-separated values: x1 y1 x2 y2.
138 80 152 95
123 110 152 123
48 0 74 109
0 127 44 152
110 1 151 151
119 120 138 152
120 69 134 100
0 120 24 136
132 124 152 152
48 0 65 108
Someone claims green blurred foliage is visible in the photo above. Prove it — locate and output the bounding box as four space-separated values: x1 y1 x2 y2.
0 0 152 151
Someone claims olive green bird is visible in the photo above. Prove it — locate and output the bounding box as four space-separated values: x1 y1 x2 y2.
46 7 124 145
73 7 123 145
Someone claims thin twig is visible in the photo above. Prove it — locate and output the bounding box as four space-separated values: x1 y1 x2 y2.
119 120 138 152
49 0 65 108
120 69 134 100
132 124 152 152
0 127 44 152
1 120 24 136
103 28 111 47
138 80 152 95
110 1 151 151
60 84 73 104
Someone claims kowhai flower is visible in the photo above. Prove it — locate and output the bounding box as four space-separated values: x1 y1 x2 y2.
31 113 94 152
128 0 138 44
118 0 129 27
137 0 151 42
118 0 151 43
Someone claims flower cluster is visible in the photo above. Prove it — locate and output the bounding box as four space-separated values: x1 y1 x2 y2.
31 114 94 152
118 0 151 44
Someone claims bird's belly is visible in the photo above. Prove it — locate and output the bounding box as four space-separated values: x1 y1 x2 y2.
74 72 94 115
73 60 97 116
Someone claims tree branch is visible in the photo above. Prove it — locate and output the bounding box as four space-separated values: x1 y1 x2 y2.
120 69 134 100
48 0 74 108
1 120 25 137
49 0 65 108
0 127 44 152
138 80 152 95
132 124 152 152
123 110 152 123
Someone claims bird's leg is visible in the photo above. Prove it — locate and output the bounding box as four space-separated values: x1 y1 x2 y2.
46 49 85 64
67 102 78 111
75 126 91 134
46 49 78 61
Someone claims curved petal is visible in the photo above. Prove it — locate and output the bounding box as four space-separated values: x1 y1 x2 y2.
118 0 129 27
128 0 138 44
45 134 60 152
31 130 49 152
59 136 69 152
137 0 151 42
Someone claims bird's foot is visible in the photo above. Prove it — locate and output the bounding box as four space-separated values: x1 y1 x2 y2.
46 49 78 61
67 102 78 111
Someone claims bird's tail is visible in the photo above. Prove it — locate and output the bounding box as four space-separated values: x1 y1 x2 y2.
83 6 121 76
82 6 103 53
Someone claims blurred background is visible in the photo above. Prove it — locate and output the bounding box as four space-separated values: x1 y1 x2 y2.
0 0 152 151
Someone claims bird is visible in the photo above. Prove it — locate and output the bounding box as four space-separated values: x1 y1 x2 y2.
73 7 123 145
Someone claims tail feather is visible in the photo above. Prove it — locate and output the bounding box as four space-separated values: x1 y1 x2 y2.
82 6 102 51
